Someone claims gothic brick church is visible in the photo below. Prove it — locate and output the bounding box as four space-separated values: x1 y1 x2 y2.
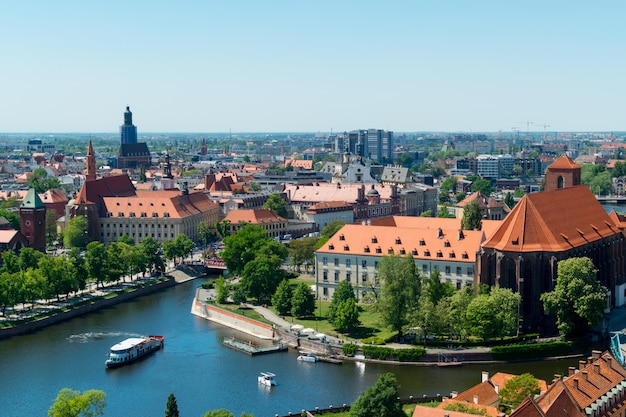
478 155 626 333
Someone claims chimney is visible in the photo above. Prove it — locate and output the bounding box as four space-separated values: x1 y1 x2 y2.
581 371 588 381
438 227 444 238
458 229 464 240
481 371 489 383
579 360 586 370
594 363 600 374
450 391 458 398
553 374 562 383
494 384 499 394
473 395 478 404
592 350 602 360
568 367 576 377
573 378 579 389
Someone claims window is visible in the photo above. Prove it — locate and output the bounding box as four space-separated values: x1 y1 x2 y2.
419 239 425 246
375 247 382 254
323 287 328 297
395 237 401 244
323 271 328 281
371 236 378 243
424 250 430 256
343 245 349 251
362 272 368 282
445 266 451 274
467 267 474 275
387 248 394 254
346 259 351 269
364 246 370 253
339 234 345 241
436 251 443 258
334 272 339 283
456 267 462 275
323 257 328 266
362 260 367 268
346 272 351 283
334 258 339 267
422 264 428 272
456 281 462 290
412 249 418 255
399 248 406 255
444 240 450 247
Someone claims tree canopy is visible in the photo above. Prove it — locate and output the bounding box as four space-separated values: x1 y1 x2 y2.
262 193 288 218
165 393 179 417
499 373 541 414
48 388 106 417
461 200 482 230
377 255 422 337
349 372 405 417
321 220 346 239
470 178 494 195
28 167 61 193
541 257 608 337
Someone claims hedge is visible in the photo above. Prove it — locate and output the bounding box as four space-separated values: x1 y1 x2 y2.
490 341 574 360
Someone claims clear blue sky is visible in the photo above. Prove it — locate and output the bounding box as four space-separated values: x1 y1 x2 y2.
1 1 624 133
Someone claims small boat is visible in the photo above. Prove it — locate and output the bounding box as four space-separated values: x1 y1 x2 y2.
105 335 164 368
297 350 319 362
258 372 276 387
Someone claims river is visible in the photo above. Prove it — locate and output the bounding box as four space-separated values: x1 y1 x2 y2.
0 279 580 417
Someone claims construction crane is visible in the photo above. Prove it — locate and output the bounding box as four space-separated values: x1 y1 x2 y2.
536 123 551 142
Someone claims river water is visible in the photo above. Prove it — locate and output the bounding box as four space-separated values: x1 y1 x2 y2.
0 279 579 417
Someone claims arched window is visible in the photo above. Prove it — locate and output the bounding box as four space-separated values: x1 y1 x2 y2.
557 175 564 189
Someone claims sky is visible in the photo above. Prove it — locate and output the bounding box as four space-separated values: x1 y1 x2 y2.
1 1 625 133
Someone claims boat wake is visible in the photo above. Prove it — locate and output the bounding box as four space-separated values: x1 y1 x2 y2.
68 331 141 343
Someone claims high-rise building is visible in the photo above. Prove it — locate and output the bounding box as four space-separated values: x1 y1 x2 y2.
120 106 138 144
366 129 393 163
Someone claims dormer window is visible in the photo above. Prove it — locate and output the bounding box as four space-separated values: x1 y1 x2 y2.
462 252 469 259
375 247 382 254
387 248 394 254
364 246 370 253
164 212 170 218
129 212 135 217
152 212 158 217
399 248 406 255
343 245 349 251
339 234 345 241
118 212 124 217
328 244 335 250
436 251 443 258
419 239 425 246
449 251 455 258
395 237 401 244
424 250 430 256
411 249 418 256
444 240 451 247
371 236 378 243
140 212 147 218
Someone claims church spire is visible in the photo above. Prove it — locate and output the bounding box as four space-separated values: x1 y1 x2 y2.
86 140 96 181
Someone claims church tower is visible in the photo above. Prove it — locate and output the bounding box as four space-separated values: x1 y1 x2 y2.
86 140 96 181
544 154 581 192
120 106 138 144
20 188 46 252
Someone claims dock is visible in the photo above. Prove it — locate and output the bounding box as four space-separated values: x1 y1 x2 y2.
222 336 287 356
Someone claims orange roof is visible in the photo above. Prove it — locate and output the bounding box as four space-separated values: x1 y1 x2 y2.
369 216 502 241
413 404 494 417
286 159 313 169
284 183 395 203
316 222 483 263
452 381 500 407
562 351 626 409
482 186 620 252
0 229 19 243
103 190 218 219
224 208 285 224
548 154 580 170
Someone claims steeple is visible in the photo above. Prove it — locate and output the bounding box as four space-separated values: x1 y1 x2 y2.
124 106 133 125
86 140 96 181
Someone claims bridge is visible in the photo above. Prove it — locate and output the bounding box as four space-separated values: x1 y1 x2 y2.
204 257 227 271
597 196 626 205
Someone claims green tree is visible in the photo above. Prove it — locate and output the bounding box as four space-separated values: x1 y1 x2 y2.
349 372 405 417
589 170 612 196
423 269 455 305
499 373 541 414
333 298 360 333
291 282 316 318
321 220 346 239
105 242 127 283
202 410 234 417
461 200 482 230
215 277 229 304
86 241 108 288
262 193 288 218
327 280 356 323
465 294 495 341
232 285 247 305
46 210 60 246
240 242 287 302
48 388 106 417
466 287 520 341
420 210 433 217
437 206 455 218
18 247 44 271
377 255 422 337
64 216 88 248
271 279 293 316
214 219 231 239
165 393 179 417
221 224 271 275
455 191 466 203
198 221 216 252
288 237 317 272
470 178 494 195
395 152 413 168
541 257 608 337
0 208 20 230
140 236 164 274
440 177 456 193
117 234 135 245
513 188 525 198
503 192 515 209
28 167 61 193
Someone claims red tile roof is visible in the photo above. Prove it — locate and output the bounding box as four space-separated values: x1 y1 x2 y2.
224 208 285 224
102 190 218 219
482 186 619 252
549 154 580 170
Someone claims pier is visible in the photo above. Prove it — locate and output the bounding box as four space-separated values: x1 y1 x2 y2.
222 336 287 356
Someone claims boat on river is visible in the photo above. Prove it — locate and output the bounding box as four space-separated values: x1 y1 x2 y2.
258 372 276 387
105 335 164 368
297 350 319 362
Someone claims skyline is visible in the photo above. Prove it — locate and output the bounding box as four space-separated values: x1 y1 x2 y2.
2 1 625 134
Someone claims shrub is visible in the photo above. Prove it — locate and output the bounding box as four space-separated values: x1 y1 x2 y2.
362 336 386 345
342 343 358 356
491 341 573 360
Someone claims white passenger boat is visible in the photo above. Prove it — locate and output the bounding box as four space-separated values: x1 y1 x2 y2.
258 372 276 387
105 335 164 368
297 350 319 362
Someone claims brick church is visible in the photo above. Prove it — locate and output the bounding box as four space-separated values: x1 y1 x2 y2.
478 155 626 333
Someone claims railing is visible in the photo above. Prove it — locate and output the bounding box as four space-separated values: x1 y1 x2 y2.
611 333 625 366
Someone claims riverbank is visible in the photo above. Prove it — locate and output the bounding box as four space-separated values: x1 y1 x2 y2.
0 263 206 340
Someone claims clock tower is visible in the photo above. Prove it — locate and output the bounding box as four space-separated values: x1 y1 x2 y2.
19 188 47 252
